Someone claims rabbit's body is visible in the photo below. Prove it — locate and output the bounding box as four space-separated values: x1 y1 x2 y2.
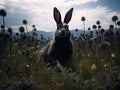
43 37 73 66
41 7 73 67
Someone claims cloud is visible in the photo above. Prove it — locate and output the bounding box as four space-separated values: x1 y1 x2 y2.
71 6 120 30
0 0 120 32
65 0 97 6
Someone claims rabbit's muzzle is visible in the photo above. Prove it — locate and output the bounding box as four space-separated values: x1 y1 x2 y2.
59 29 65 36
56 28 71 38
58 30 70 38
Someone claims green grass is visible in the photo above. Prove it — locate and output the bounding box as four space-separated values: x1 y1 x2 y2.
0 37 120 90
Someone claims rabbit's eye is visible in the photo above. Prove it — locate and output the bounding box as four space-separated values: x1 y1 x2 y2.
64 25 68 30
58 24 63 29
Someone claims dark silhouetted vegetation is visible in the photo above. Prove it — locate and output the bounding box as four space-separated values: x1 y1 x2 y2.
0 8 120 90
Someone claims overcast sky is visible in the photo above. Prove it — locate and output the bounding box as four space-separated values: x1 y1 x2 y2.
0 0 120 32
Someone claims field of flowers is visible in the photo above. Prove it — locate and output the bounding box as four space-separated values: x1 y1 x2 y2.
0 9 120 90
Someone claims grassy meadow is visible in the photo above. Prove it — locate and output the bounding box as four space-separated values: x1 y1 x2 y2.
0 9 120 90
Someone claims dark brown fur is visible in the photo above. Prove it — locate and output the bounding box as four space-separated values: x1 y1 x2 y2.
40 7 73 67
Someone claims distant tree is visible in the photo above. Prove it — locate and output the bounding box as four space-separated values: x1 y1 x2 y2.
98 25 101 29
0 9 7 28
34 27 37 31
90 31 93 37
100 28 105 37
81 16 86 34
96 20 101 36
7 27 13 35
109 25 114 30
92 25 97 37
15 32 19 38
88 27 91 35
112 15 118 29
98 25 102 36
0 24 4 30
96 20 100 25
32 25 37 40
92 25 97 30
75 28 79 37
32 25 36 31
19 26 25 36
117 21 120 29
75 28 78 32
32 25 35 28
32 32 36 36
88 27 91 31
22 19 28 34
0 24 5 34
40 34 44 41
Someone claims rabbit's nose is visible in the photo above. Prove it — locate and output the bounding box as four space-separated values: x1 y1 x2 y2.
61 30 65 35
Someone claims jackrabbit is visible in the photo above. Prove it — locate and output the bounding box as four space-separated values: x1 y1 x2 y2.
41 7 73 67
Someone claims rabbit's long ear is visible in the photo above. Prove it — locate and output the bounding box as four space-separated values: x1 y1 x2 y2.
53 7 62 24
64 8 73 24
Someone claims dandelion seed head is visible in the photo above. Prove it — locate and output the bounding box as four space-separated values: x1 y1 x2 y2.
100 60 104 62
26 64 30 68
111 53 115 58
104 64 107 67
0 70 2 73
91 64 97 72
87 53 90 57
